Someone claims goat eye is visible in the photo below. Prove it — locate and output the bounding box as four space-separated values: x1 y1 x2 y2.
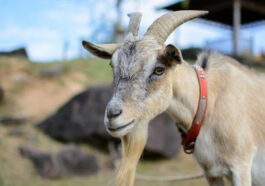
153 67 165 76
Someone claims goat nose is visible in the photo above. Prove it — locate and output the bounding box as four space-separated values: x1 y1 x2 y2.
107 106 122 119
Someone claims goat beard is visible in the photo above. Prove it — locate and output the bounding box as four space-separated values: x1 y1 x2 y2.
113 122 148 186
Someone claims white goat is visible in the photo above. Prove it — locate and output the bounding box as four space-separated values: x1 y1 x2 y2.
83 11 265 186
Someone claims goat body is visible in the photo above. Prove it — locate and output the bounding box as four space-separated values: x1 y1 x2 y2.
168 51 265 185
82 10 265 186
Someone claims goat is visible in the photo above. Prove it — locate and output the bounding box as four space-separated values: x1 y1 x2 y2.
82 11 265 186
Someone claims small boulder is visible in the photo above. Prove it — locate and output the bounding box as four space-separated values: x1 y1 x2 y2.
0 85 4 104
37 65 65 78
7 129 25 137
56 145 99 176
0 115 27 126
20 146 57 178
19 145 99 179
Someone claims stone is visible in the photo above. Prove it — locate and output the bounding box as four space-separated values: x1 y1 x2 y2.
37 65 65 78
0 85 3 104
19 145 99 179
0 115 27 126
7 129 25 137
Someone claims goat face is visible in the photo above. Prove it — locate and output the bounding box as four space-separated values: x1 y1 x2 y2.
84 36 182 137
82 11 207 137
106 36 184 137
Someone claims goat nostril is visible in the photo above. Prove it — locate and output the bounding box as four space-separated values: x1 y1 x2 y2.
107 109 122 118
107 108 122 119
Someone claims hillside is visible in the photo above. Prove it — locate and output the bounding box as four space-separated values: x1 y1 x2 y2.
0 56 207 186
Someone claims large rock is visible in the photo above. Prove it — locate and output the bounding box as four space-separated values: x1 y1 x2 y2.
38 85 116 148
19 145 99 179
145 114 181 158
37 85 181 159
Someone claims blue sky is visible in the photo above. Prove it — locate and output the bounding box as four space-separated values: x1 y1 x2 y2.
0 0 265 62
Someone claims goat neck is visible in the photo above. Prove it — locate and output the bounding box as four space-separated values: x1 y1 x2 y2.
167 61 200 132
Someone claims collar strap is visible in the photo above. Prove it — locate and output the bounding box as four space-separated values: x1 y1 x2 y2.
180 65 208 154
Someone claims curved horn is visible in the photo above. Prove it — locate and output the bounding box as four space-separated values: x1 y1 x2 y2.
144 10 208 44
127 12 142 36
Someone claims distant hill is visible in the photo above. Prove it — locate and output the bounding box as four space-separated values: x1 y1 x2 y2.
0 48 28 58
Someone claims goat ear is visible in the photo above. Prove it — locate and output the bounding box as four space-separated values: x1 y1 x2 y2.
82 40 120 59
164 44 183 65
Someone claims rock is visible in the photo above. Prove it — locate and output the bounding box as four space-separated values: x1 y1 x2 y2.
0 85 3 104
7 129 25 137
10 72 28 84
37 65 65 78
19 145 99 179
37 85 116 149
19 146 56 178
0 115 27 126
144 114 181 159
37 85 181 159
56 145 99 176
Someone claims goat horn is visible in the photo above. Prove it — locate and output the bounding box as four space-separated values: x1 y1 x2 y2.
144 10 208 44
127 12 142 36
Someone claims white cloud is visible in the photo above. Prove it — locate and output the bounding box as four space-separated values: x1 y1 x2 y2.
44 8 90 25
0 25 59 40
29 41 62 62
0 25 63 61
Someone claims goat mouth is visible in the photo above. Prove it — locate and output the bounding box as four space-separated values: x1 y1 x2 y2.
108 119 135 132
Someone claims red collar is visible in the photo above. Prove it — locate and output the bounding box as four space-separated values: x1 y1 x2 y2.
178 65 208 154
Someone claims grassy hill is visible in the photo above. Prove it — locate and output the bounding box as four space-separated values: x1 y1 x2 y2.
0 56 213 186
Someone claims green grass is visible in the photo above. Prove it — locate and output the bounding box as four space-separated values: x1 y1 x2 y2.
63 58 113 85
30 58 113 86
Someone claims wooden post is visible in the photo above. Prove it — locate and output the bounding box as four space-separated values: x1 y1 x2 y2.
233 0 241 57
